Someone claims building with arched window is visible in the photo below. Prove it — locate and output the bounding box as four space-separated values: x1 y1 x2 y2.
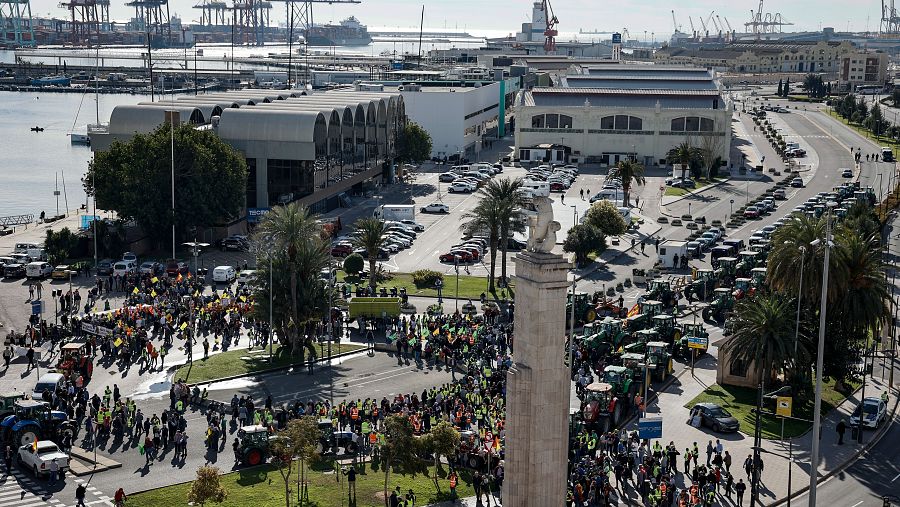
514 65 732 168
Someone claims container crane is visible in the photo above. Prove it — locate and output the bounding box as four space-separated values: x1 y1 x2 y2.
542 0 558 52
671 9 680 32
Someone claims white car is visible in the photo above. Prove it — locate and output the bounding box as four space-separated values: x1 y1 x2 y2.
139 261 160 275
112 261 137 277
237 270 257 286
438 172 457 182
122 251 138 264
841 168 854 178
398 219 425 232
850 397 887 429
421 203 450 214
448 182 475 193
18 440 70 478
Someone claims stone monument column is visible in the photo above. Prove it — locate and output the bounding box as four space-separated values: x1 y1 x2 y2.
503 196 571 506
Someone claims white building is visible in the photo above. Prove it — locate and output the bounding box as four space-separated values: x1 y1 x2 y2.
399 79 521 160
515 65 732 167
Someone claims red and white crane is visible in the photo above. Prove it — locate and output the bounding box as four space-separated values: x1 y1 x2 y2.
542 0 558 52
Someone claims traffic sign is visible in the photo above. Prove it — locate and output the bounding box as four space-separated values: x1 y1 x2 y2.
687 336 708 349
638 417 663 439
31 300 43 315
776 396 793 417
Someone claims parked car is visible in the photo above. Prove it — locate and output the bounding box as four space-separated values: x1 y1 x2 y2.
165 259 189 276
448 182 475 194
51 265 72 280
139 262 161 275
3 263 26 279
791 177 804 187
96 258 114 275
773 189 786 200
122 251 138 264
743 206 760 219
220 236 249 252
421 203 450 214
237 270 257 286
841 168 853 178
438 172 457 182
17 440 70 479
689 403 740 433
26 261 53 280
212 266 236 283
331 243 353 257
849 397 887 429
686 241 703 258
112 261 137 277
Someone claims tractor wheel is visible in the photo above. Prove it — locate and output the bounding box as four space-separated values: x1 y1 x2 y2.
702 308 711 321
346 441 359 454
673 330 682 344
467 454 482 469
585 309 597 323
611 399 624 427
245 448 263 466
16 425 39 447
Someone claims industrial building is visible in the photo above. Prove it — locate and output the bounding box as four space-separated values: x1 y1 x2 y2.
89 89 405 216
514 65 731 168
654 40 860 76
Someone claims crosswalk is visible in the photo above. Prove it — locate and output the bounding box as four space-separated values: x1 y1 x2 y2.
0 469 113 507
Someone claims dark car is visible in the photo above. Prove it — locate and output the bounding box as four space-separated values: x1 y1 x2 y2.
353 248 390 261
3 263 26 279
220 237 248 252
96 258 114 275
331 244 353 257
690 403 740 433
165 259 189 276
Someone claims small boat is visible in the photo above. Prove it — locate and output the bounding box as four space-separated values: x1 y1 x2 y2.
30 75 71 87
30 126 44 132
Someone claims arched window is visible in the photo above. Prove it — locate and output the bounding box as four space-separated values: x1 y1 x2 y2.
670 116 715 132
530 113 574 129
531 115 545 128
600 115 644 131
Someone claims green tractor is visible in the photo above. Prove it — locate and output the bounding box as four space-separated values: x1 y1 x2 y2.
234 425 272 467
624 329 658 355
624 299 665 333
645 341 674 381
645 279 679 308
596 317 628 348
715 257 739 288
567 292 598 327
750 267 767 290
676 322 709 358
736 250 762 277
651 314 682 345
702 288 735 324
684 268 717 303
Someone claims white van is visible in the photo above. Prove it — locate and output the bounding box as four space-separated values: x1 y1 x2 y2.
32 372 65 400
521 179 550 197
25 248 46 261
212 265 236 283
237 270 257 286
25 261 52 279
450 165 471 174
14 243 40 254
113 261 136 276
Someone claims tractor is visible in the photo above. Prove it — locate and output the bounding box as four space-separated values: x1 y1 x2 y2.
0 400 74 447
595 317 628 349
645 341 674 381
317 419 358 454
624 299 666 333
750 267 767 290
684 268 717 303
592 295 627 319
732 278 755 300
235 425 272 466
702 288 735 324
580 382 619 432
567 292 597 327
651 314 682 345
56 342 94 383
677 322 709 358
645 279 679 308
737 250 762 277
715 257 739 288
0 393 24 421
624 329 658 355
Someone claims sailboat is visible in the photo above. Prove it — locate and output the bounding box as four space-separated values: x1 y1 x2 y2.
69 45 106 145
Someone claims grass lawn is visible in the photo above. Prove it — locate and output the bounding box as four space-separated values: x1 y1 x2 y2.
664 177 727 197
338 271 515 300
175 344 364 384
129 460 477 507
685 379 860 439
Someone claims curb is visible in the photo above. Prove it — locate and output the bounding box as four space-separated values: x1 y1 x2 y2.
661 177 733 208
179 346 368 387
765 387 900 506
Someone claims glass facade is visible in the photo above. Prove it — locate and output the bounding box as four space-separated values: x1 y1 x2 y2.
267 159 314 206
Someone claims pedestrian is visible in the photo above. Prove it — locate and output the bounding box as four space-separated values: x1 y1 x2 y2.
344 465 357 501
49 458 59 484
836 418 847 445
723 450 732 473
735 478 746 505
560 193 565 204
725 472 734 500
473 471 482 501
655 237 660 253
640 240 645 254
29 284 34 300
580 188 585 200
672 253 679 269
26 346 35 369
3 445 12 475
76 483 87 506
2 347 11 369
743 454 753 479
202 338 209 359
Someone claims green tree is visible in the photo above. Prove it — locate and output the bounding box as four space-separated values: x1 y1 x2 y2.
726 293 808 394
269 418 319 507
187 465 228 507
45 227 79 265
93 219 127 260
606 159 645 207
783 78 791 97
767 214 826 303
460 188 503 293
584 200 627 236
667 141 701 180
867 103 885 136
351 217 388 289
893 88 900 108
563 224 607 267
423 421 460 491
253 203 331 353
283 417 322 506
396 122 433 163
85 123 247 248
342 252 364 276
777 79 784 97
380 415 423 506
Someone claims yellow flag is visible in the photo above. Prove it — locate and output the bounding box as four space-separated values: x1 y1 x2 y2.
151 290 157 298
132 287 139 295
151 276 159 284
239 295 246 302
113 338 122 347
432 328 439 336
180 322 188 330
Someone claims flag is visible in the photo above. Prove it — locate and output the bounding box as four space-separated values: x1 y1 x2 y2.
31 438 38 452
151 276 159 284
113 338 122 348
432 328 439 336
186 272 192 279
150 290 157 298
180 322 188 330
442 323 450 330
627 303 640 318
239 295 246 302
132 287 139 295
387 332 398 343
176 273 183 282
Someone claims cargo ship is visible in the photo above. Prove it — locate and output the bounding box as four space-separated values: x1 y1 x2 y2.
304 16 372 46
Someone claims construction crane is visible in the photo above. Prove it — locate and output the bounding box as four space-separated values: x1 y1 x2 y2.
688 16 695 35
723 16 733 32
671 9 680 32
542 0 558 52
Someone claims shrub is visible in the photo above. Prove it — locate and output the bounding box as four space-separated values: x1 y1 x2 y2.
342 253 364 275
412 269 444 288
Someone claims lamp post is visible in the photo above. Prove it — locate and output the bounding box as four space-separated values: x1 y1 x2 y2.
809 201 836 507
730 199 734 222
786 242 805 507
269 252 274 363
169 110 176 260
454 257 460 312
568 274 577 385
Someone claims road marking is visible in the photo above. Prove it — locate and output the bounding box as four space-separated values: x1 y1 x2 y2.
850 501 864 507
892 471 900 482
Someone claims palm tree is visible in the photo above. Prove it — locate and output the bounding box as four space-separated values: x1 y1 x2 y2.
351 217 387 289
490 179 526 289
667 142 700 180
833 227 890 334
254 202 331 353
460 193 503 293
767 214 826 303
726 293 808 391
607 159 645 207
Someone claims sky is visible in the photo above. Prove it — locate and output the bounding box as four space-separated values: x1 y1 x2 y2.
27 0 882 38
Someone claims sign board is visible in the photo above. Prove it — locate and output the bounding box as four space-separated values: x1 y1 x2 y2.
776 396 793 417
80 215 100 229
31 300 43 315
688 336 709 349
612 32 622 44
638 417 663 439
247 207 271 224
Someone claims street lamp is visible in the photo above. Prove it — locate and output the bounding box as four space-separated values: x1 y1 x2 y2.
809 201 837 507
730 199 735 222
454 257 461 312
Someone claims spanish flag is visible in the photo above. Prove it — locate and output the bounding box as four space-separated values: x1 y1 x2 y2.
627 303 640 318
31 438 38 452
432 328 439 336
176 273 183 282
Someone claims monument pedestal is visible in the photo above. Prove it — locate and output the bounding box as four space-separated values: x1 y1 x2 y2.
502 250 572 506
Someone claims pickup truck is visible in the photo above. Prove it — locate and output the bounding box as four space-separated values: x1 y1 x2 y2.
17 441 70 478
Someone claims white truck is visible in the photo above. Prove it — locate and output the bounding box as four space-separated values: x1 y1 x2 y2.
18 440 70 478
373 205 415 222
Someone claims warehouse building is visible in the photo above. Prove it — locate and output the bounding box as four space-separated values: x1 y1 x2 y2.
514 65 732 167
90 89 405 215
